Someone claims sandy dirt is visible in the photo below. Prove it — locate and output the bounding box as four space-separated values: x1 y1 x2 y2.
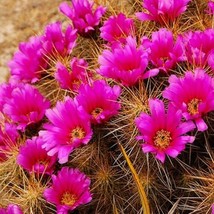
0 0 64 83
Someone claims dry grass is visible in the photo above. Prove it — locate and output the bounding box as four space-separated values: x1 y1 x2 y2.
0 0 63 83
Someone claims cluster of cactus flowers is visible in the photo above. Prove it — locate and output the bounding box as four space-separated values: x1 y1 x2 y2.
0 0 214 213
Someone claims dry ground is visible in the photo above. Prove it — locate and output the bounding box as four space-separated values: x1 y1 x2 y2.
0 0 64 83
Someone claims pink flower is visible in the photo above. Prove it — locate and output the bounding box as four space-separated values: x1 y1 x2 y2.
3 83 50 131
136 0 190 24
141 28 184 72
40 97 92 164
43 167 92 213
0 204 23 214
207 1 214 14
0 83 14 112
100 13 135 44
98 36 159 86
17 136 57 175
59 0 106 34
0 120 19 162
135 99 195 163
54 57 89 91
180 29 214 68
42 22 77 57
75 80 121 124
8 36 46 83
163 69 214 131
208 50 214 71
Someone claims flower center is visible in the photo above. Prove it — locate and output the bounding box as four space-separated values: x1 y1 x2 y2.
72 79 81 86
61 192 77 206
153 129 172 149
187 98 201 115
71 127 85 139
91 107 103 118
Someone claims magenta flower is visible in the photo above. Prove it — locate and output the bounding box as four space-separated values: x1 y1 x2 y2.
59 0 106 34
44 167 92 213
75 80 121 124
136 0 190 24
98 36 159 86
141 28 184 72
163 69 214 131
0 83 14 112
40 97 92 164
208 50 214 71
3 83 50 131
42 22 77 57
135 99 195 163
8 35 46 83
17 136 57 175
0 120 19 161
207 1 214 14
180 29 214 68
100 13 135 45
54 57 89 91
0 204 23 214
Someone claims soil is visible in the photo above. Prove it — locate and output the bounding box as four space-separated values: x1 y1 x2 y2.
0 0 64 83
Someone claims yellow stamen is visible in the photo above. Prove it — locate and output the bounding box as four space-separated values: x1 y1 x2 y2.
61 192 77 206
71 127 85 139
187 98 201 115
91 107 103 118
73 79 80 85
154 129 172 149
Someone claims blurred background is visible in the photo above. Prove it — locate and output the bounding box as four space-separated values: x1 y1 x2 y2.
0 0 63 83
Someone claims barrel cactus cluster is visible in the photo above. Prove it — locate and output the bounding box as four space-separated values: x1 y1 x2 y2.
0 0 214 213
